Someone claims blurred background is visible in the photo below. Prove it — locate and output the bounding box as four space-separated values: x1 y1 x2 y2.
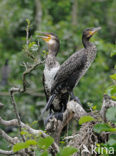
0 0 116 150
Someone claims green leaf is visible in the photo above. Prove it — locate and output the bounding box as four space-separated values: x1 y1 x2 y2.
13 142 27 152
110 74 116 80
79 116 95 125
106 107 116 123
20 131 29 135
25 139 37 146
111 50 116 57
38 136 54 150
58 147 77 156
93 123 111 133
13 140 37 152
32 120 38 125
26 19 30 26
40 151 49 156
106 86 116 99
107 134 116 146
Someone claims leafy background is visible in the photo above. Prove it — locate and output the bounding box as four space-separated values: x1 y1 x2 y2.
0 0 116 152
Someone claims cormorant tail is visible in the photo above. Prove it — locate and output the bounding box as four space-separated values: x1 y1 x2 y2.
42 94 56 114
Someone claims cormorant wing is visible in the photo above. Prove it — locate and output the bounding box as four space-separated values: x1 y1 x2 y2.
51 49 87 92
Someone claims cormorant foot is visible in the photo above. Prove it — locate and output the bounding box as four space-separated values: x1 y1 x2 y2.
70 94 81 104
54 112 63 121
73 96 81 104
44 112 63 126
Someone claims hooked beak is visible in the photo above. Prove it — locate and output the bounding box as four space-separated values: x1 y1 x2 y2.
37 32 51 42
89 27 101 36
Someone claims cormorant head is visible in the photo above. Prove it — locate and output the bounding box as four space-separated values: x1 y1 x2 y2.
83 27 101 40
39 32 60 56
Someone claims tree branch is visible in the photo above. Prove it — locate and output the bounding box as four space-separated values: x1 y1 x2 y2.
0 117 59 153
0 128 19 144
46 100 87 144
10 88 25 142
21 61 43 93
0 149 15 155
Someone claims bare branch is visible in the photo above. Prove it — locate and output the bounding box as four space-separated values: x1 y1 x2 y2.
0 149 15 155
21 61 43 93
0 117 18 126
0 128 19 144
0 149 27 156
0 90 44 97
46 100 87 144
10 88 25 142
0 117 59 153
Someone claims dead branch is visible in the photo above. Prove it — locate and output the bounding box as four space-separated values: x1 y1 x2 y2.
10 88 25 142
21 61 43 93
0 128 19 144
0 117 59 154
0 149 27 156
45 100 87 144
0 149 15 155
0 90 44 97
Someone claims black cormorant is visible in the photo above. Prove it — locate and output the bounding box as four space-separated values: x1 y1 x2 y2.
44 27 101 115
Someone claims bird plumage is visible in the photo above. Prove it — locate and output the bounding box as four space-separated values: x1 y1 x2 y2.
39 33 61 114
45 27 101 113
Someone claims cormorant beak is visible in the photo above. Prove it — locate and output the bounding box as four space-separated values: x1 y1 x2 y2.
88 27 101 37
38 32 51 43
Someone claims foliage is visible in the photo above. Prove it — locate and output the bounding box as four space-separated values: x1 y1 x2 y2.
0 0 116 154
13 140 37 152
106 107 116 123
94 123 116 133
79 115 95 125
57 146 78 156
13 129 77 156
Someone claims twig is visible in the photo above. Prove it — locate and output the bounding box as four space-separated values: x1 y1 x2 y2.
0 149 26 156
64 134 80 140
0 90 44 97
25 19 35 60
0 149 15 155
21 61 43 93
10 88 25 142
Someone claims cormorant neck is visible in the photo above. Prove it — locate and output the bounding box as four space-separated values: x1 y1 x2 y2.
48 49 57 57
82 35 91 48
48 42 59 56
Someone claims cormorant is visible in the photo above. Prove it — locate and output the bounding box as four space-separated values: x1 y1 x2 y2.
44 27 101 115
39 33 60 113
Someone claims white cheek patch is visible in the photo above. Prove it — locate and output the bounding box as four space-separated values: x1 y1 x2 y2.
48 39 55 45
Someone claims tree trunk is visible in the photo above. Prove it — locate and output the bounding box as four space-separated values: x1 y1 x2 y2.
35 0 42 30
72 0 78 26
